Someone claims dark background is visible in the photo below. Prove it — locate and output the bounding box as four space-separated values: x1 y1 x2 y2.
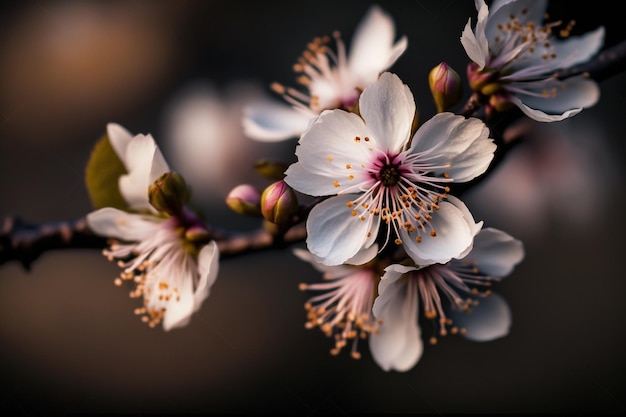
1 1 625 415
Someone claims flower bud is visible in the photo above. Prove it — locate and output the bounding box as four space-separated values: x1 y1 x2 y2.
489 92 514 112
466 62 499 93
184 224 211 244
429 62 462 113
254 159 289 180
148 171 189 215
225 184 262 217
260 180 298 225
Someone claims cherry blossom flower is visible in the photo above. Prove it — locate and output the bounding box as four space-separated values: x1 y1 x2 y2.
370 228 524 372
461 0 604 121
294 245 380 360
243 5 407 141
284 72 495 267
86 123 219 331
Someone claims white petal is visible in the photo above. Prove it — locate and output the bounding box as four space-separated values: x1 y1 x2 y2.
86 208 161 241
410 113 496 182
450 292 512 342
487 0 547 41
359 72 414 153
119 134 170 211
348 5 408 86
510 76 600 121
305 195 373 266
509 95 580 122
106 123 134 166
464 227 524 277
552 26 605 68
285 110 375 196
461 18 485 69
370 269 422 372
401 196 482 266
242 100 313 142
193 241 220 312
162 259 195 331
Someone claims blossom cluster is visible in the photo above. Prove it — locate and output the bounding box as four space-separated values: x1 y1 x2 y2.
84 0 604 372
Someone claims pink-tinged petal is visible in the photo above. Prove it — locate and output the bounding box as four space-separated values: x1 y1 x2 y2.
511 76 600 120
119 134 170 211
348 5 408 86
370 268 422 372
193 241 220 312
306 195 374 266
106 123 134 166
552 26 605 68
162 259 195 331
401 196 482 266
359 72 414 153
86 208 161 241
464 227 524 277
450 292 512 342
242 100 313 142
410 113 496 182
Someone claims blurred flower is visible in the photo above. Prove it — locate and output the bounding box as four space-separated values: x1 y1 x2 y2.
370 228 524 372
87 123 219 331
162 80 273 201
294 244 381 360
285 72 493 267
464 118 619 241
461 0 604 121
243 4 407 142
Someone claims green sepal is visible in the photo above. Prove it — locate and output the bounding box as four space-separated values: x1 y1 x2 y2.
85 133 129 210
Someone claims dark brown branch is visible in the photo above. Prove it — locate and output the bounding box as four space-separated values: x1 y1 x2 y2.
0 216 107 271
0 215 307 270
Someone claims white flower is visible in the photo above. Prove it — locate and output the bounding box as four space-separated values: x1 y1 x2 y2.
461 0 604 122
370 228 524 372
243 5 407 142
294 245 380 360
284 72 495 267
86 123 219 331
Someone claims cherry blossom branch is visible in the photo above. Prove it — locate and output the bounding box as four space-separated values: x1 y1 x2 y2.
0 216 106 271
0 214 308 271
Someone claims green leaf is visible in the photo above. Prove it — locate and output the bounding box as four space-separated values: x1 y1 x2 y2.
85 133 129 210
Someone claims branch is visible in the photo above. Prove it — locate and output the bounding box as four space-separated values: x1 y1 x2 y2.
0 216 106 271
0 215 307 270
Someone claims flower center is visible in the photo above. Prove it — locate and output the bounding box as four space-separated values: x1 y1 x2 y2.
411 262 498 345
379 164 401 187
299 268 379 360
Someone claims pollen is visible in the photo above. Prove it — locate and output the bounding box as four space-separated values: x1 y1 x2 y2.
334 180 340 188
327 155 333 162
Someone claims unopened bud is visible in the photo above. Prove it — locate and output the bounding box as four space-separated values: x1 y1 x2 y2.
148 171 189 215
260 180 298 225
184 224 211 244
467 62 499 93
428 62 462 113
488 92 514 112
225 184 262 217
254 159 289 180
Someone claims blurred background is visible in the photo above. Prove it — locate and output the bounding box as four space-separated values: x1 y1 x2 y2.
0 1 625 414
